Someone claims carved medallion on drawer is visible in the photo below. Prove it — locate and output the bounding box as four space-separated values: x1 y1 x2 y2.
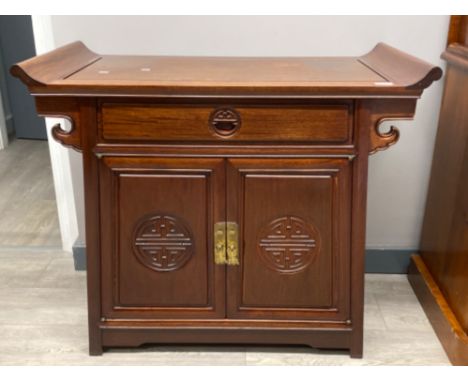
133 214 194 272
209 107 241 137
257 216 320 274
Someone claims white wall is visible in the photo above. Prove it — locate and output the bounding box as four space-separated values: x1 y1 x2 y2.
0 47 10 149
32 15 79 251
0 90 8 150
49 15 449 249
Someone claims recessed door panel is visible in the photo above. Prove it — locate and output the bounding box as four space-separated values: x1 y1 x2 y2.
226 158 351 321
100 157 225 319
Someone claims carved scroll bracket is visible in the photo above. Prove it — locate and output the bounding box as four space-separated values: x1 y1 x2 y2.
51 118 81 151
35 97 83 151
369 117 414 155
370 119 400 154
361 99 417 155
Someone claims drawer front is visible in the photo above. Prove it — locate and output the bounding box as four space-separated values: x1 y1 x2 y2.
100 103 352 143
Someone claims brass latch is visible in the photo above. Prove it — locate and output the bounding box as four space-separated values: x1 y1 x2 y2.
214 222 227 265
226 222 239 265
214 221 239 266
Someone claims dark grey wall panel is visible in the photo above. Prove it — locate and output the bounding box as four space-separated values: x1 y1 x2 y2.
365 249 415 274
0 16 46 140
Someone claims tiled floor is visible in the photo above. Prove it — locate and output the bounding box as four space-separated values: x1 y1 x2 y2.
0 139 61 247
0 249 450 365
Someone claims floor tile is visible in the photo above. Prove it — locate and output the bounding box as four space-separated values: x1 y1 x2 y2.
36 257 87 289
0 139 61 247
376 291 435 332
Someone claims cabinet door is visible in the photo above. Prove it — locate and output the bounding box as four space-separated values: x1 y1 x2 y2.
99 157 225 319
226 158 351 322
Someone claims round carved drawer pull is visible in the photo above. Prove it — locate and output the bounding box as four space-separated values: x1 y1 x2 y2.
209 108 241 136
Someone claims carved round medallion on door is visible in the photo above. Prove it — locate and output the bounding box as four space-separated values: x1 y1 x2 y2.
257 216 320 274
132 214 194 272
209 107 241 137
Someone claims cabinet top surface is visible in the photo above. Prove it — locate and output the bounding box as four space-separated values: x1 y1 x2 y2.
11 41 442 98
69 56 384 84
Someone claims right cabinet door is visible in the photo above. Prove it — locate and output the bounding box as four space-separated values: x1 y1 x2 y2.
226 158 351 322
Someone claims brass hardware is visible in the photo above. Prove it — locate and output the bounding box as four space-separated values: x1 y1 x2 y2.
214 221 239 266
226 222 240 265
214 222 227 265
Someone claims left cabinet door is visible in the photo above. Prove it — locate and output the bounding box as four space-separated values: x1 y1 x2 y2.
99 157 226 320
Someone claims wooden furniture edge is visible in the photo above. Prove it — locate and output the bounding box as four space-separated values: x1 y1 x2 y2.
10 40 442 96
447 15 467 47
447 16 463 46
442 43 468 71
359 42 443 90
99 326 352 351
408 254 468 366
9 41 101 87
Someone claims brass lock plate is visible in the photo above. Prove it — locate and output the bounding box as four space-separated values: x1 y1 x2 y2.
214 221 239 266
214 222 226 265
226 222 239 265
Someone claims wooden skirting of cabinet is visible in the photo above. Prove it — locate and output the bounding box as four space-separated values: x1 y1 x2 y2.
11 41 441 357
408 255 468 365
408 16 468 366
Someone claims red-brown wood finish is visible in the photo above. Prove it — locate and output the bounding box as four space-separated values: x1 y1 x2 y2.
100 103 352 143
11 41 441 357
225 158 351 322
99 157 226 319
408 16 468 366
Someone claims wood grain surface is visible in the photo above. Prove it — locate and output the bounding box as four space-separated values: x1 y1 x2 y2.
11 41 441 97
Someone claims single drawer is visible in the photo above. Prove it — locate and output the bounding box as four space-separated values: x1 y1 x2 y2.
100 103 351 143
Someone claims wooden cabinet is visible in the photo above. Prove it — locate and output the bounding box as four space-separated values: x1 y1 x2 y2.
408 16 468 365
11 41 441 357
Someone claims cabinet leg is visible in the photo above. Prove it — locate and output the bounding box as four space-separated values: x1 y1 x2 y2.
88 334 103 356
350 342 363 359
89 344 103 356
